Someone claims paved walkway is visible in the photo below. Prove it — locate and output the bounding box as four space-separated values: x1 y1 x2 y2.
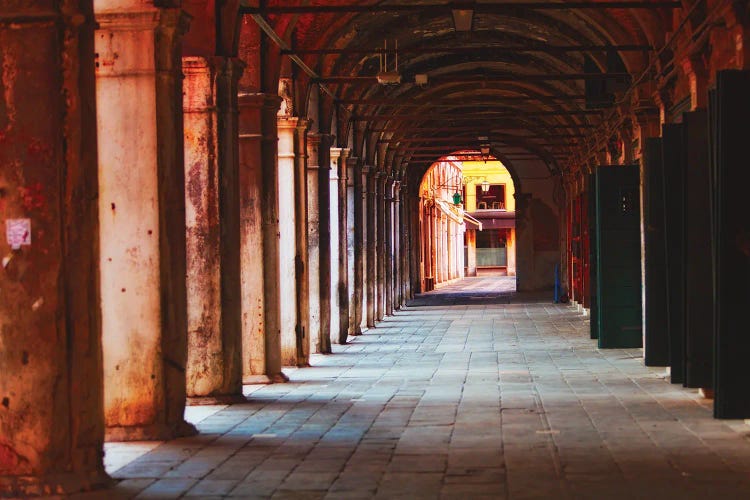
87 277 750 499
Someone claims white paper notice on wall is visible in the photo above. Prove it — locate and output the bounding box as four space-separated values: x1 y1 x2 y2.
6 219 31 250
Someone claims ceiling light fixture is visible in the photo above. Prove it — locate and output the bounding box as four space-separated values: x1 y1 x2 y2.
377 39 402 85
451 3 475 32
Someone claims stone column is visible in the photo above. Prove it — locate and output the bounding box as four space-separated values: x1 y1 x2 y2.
393 181 402 309
329 148 342 344
318 136 334 353
449 219 454 280
239 93 269 384
0 3 110 495
307 134 322 353
346 156 356 335
432 205 439 284
294 120 311 365
351 157 365 334
183 56 245 403
401 183 412 303
237 92 286 383
337 149 351 343
277 116 300 366
259 97 288 382
377 173 387 321
385 178 394 316
96 7 195 441
466 230 478 276
366 169 378 327
411 196 421 299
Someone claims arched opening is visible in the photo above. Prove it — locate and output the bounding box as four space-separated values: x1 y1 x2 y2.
417 151 517 293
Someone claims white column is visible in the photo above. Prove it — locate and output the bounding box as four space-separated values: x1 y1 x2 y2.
278 116 299 365
96 6 193 441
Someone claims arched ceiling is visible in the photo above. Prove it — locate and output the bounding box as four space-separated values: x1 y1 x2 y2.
247 1 677 179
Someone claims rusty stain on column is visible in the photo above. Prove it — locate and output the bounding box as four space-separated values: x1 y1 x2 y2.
365 168 377 327
0 2 111 494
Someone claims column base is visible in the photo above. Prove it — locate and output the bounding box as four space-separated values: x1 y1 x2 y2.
352 326 363 336
105 420 197 442
268 372 290 383
0 469 112 498
187 394 250 406
243 374 273 385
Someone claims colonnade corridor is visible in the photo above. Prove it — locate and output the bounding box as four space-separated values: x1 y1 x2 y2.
93 277 750 500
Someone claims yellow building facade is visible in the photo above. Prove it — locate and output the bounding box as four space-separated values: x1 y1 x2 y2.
461 161 517 276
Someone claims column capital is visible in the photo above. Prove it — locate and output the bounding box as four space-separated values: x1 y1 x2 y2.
277 115 300 130
296 117 312 132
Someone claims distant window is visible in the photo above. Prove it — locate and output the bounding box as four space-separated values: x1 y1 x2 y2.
475 184 505 210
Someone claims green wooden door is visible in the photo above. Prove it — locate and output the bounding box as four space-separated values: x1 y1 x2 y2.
595 165 643 349
711 70 750 418
588 172 599 340
643 138 669 366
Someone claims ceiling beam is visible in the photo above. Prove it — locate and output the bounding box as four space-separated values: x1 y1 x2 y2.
380 134 584 142
352 110 601 120
341 96 587 106
282 45 653 56
369 124 598 132
315 73 632 84
243 2 681 15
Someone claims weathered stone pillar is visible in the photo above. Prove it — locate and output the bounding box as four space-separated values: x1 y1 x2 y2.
183 56 245 402
385 178 395 316
401 183 412 303
411 196 421 298
307 135 322 353
96 6 195 441
318 136 334 353
0 2 110 495
351 157 365 334
329 148 342 344
237 92 286 383
337 149 351 343
294 120 311 365
259 97 288 382
376 173 387 321
277 116 300 366
238 93 268 383
366 169 378 327
346 156 357 335
393 181 402 309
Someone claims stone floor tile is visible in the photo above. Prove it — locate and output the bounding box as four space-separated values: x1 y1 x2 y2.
98 277 750 499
